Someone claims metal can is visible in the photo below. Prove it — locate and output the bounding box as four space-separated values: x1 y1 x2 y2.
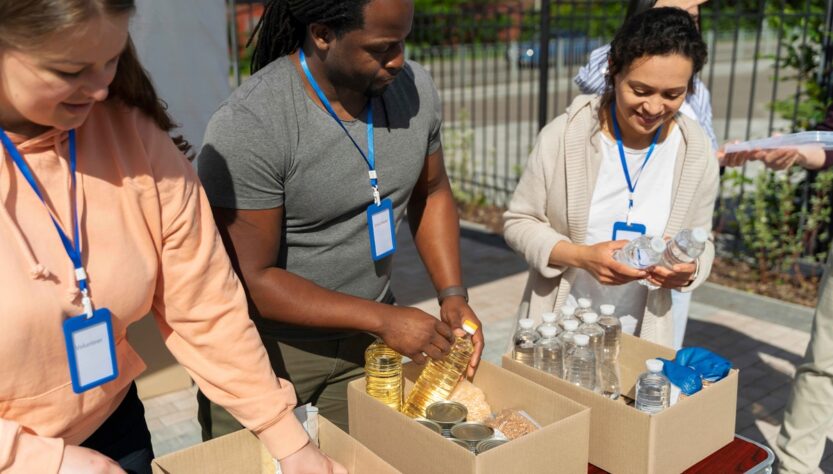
475 438 508 454
414 418 443 435
425 401 467 437
451 422 494 452
449 438 471 451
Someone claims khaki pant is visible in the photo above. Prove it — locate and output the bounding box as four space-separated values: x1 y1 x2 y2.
197 331 375 438
776 250 833 473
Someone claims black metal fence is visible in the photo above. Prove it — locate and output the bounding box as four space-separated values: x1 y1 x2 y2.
227 0 833 266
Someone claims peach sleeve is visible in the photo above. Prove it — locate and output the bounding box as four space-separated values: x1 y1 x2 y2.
0 419 64 473
140 117 308 459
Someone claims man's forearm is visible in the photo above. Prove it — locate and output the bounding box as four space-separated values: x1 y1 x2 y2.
245 267 388 334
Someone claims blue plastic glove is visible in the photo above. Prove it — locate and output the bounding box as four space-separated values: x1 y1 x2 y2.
675 347 732 382
658 358 703 396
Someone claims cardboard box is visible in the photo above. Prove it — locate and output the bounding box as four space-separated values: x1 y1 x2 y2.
348 360 590 474
151 417 400 474
502 333 738 474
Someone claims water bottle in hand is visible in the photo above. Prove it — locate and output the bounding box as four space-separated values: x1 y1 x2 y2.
640 228 708 290
613 235 666 270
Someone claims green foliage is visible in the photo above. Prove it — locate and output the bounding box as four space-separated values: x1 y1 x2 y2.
444 108 488 207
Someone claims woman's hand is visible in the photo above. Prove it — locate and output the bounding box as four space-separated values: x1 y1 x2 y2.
58 446 125 474
280 441 348 474
577 241 650 285
645 262 697 289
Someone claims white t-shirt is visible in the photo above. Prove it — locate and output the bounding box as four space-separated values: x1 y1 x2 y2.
567 125 682 329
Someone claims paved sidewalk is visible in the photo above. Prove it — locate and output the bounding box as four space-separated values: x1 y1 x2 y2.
142 225 832 473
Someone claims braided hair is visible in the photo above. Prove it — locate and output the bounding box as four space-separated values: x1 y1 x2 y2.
249 0 372 74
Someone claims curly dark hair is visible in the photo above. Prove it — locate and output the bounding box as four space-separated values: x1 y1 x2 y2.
601 7 708 110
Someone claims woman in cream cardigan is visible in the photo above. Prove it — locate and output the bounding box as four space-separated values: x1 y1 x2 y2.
504 7 719 348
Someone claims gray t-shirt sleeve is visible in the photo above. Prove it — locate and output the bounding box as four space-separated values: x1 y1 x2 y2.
427 81 443 155
197 103 286 209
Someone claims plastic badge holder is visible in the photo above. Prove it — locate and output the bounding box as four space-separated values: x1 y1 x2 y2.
675 347 732 382
723 131 833 153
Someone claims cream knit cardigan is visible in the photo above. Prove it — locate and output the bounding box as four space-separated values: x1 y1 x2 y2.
503 94 719 348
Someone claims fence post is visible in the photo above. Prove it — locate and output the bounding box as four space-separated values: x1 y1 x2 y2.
537 0 551 131
228 0 241 88
822 0 833 104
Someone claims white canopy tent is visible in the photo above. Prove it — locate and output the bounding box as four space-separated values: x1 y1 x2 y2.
130 0 231 153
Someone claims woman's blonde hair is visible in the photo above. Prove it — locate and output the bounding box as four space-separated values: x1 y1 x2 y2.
0 0 191 155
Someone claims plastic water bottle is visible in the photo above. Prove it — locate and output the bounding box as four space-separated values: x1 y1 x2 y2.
558 305 577 329
364 339 403 411
512 319 539 366
559 319 580 356
536 312 559 338
578 312 605 362
635 359 671 414
574 298 593 319
565 334 596 391
598 305 621 355
640 228 709 290
613 235 666 269
534 326 563 377
598 304 622 400
401 321 478 418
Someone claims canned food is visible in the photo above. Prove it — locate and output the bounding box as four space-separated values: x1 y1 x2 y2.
414 418 442 435
451 422 494 452
426 401 467 437
476 438 508 454
449 438 471 452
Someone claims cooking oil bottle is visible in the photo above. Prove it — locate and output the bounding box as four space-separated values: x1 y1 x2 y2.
364 338 403 411
401 320 479 418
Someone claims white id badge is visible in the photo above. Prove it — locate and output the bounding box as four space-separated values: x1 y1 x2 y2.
366 198 396 261
62 308 119 393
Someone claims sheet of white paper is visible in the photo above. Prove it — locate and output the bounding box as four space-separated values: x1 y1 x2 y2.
72 322 115 386
371 209 394 256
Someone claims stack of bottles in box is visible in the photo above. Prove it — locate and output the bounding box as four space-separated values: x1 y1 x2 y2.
513 300 684 414
364 320 540 454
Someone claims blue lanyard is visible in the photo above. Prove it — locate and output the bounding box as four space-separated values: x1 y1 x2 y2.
0 128 94 317
299 50 380 205
610 103 662 224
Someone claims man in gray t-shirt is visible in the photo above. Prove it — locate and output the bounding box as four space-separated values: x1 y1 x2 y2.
196 0 483 435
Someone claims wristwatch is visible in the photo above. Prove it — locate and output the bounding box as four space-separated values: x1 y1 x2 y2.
437 286 468 305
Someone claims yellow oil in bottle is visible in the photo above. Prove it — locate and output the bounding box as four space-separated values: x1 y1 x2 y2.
401 320 479 419
364 339 403 411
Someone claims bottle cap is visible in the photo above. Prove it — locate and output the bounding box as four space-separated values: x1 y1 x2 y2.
577 298 592 309
560 306 576 317
692 227 709 243
518 319 534 329
599 304 615 316
650 237 667 253
462 320 479 335
562 319 579 331
646 359 664 373
574 334 590 346
540 326 557 338
542 312 557 323
581 312 599 324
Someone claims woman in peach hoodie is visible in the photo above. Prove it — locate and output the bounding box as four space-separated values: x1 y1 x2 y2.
0 1 344 473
